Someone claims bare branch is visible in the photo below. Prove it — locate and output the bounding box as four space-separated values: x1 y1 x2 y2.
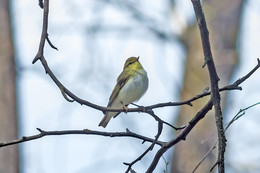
146 100 214 172
191 0 226 172
232 58 260 86
124 110 163 172
0 128 164 148
46 34 58 50
33 0 49 64
38 0 43 9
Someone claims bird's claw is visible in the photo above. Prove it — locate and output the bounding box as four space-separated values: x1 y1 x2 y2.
123 105 129 113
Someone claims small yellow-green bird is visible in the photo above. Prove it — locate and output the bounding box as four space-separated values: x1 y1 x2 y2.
99 56 149 128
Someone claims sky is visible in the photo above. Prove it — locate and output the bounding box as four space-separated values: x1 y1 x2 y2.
11 0 260 173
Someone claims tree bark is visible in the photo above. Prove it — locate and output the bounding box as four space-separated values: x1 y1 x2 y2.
171 0 244 172
0 0 19 172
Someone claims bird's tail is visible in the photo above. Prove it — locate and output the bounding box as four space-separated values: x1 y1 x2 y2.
99 110 121 128
98 113 113 128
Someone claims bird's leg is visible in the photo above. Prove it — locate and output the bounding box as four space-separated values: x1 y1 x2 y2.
121 101 129 113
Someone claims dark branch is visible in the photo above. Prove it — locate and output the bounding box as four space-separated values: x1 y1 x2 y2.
124 110 163 172
33 0 49 64
46 34 58 50
191 0 226 172
147 100 214 172
38 0 43 9
0 128 164 148
232 58 260 86
147 84 241 110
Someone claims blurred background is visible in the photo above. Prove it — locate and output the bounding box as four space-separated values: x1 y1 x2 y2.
1 0 260 172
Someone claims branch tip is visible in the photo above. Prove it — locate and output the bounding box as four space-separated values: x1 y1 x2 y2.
187 102 193 106
123 162 130 166
36 128 44 133
32 56 41 64
60 87 74 102
46 34 59 50
38 0 43 8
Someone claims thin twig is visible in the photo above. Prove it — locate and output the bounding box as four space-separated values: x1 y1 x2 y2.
147 85 241 110
46 34 58 50
162 156 169 173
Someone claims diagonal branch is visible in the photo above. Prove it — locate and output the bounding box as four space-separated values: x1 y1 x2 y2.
146 100 214 172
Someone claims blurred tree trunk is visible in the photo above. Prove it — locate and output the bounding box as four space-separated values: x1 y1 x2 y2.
0 0 19 173
171 1 244 172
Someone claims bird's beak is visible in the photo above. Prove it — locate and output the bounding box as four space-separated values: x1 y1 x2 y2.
137 56 140 61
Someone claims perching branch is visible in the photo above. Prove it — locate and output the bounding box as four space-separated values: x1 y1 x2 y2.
30 0 241 117
1 58 258 170
30 1 242 118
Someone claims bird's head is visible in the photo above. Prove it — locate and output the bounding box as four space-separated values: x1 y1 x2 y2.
123 56 143 71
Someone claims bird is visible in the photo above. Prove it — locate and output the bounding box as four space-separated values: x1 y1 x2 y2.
99 56 149 128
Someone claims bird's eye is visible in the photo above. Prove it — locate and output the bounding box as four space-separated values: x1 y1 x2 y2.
128 61 134 65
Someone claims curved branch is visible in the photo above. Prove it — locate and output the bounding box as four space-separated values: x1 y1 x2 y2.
31 0 247 117
31 0 245 119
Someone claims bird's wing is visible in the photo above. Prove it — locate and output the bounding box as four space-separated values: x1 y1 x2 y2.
107 70 134 107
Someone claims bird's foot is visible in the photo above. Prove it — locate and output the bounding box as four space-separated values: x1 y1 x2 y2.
120 101 129 113
123 105 129 113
